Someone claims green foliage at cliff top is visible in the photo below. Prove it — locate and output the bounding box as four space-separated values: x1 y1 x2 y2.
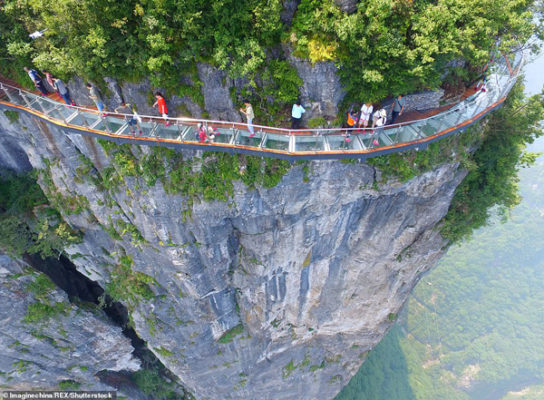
0 0 539 109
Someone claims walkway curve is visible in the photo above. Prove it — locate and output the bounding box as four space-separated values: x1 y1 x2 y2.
0 53 523 161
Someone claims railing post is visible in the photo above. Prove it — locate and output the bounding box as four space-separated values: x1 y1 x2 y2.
19 91 34 109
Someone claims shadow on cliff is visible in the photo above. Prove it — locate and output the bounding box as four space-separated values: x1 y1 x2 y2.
22 253 187 400
335 326 416 400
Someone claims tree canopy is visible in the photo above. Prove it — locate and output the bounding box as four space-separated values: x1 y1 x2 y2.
0 0 541 113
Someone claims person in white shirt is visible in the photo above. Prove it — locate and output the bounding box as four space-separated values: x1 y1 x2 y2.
371 108 387 146
359 103 373 129
291 101 305 129
240 100 255 137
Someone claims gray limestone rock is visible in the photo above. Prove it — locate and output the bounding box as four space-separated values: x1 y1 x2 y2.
286 48 346 122
281 0 302 26
334 0 358 14
0 107 467 400
197 63 242 122
66 76 203 119
0 254 139 391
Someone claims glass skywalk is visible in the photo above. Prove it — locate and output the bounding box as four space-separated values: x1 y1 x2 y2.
0 52 523 160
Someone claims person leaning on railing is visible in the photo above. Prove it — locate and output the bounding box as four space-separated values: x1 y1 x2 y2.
115 103 142 135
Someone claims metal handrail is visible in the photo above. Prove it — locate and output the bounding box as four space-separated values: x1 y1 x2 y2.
0 51 523 136
0 51 525 160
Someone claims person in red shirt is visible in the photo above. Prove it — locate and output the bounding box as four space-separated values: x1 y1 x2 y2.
198 124 208 143
153 92 170 127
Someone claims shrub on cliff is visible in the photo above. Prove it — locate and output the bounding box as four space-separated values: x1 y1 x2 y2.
441 82 544 242
0 0 539 113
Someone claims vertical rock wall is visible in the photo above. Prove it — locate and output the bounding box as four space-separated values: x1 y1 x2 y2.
0 254 139 391
0 107 466 399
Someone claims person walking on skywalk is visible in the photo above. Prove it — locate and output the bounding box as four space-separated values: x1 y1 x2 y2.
24 67 48 96
115 103 142 136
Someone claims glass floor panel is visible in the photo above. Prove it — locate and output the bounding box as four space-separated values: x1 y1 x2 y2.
65 112 89 126
294 136 325 151
93 117 126 134
235 131 262 148
156 124 183 140
210 128 234 144
381 127 402 144
138 121 156 137
396 126 419 143
263 133 289 151
327 134 363 150
3 90 28 106
46 107 67 122
35 98 59 114
79 112 101 128
57 105 78 119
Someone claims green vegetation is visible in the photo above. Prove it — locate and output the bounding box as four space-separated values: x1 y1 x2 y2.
441 83 544 242
0 0 538 122
336 141 544 400
154 346 174 358
23 271 70 323
58 380 81 390
367 82 544 242
289 0 538 106
132 368 180 400
217 324 244 344
98 143 291 207
24 299 69 323
3 110 19 124
282 360 297 378
0 170 81 258
105 254 156 305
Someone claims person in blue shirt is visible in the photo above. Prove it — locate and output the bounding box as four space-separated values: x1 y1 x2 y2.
24 67 48 96
291 100 305 129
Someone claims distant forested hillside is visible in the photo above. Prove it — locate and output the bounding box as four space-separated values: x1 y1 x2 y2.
336 126 544 400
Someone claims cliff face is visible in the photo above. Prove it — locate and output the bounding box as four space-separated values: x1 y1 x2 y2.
0 108 466 399
0 253 139 391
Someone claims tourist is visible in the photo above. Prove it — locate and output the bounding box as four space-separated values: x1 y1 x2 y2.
153 92 170 127
53 78 75 106
371 108 387 146
390 94 405 124
206 125 219 142
42 71 55 91
346 109 358 128
359 102 373 129
115 103 142 135
291 100 305 129
240 100 255 137
24 67 48 96
86 83 106 116
197 123 208 143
